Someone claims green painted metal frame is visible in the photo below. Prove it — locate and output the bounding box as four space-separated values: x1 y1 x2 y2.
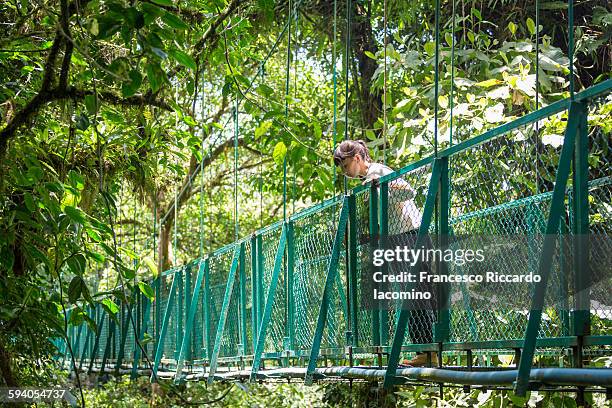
100 315 116 373
305 197 349 384
250 234 259 354
131 292 152 379
514 101 586 395
571 103 590 338
239 242 248 358
250 224 288 381
435 157 450 345
379 181 389 346
87 309 106 374
285 221 295 353
369 183 380 346
347 194 359 347
115 288 137 374
384 158 442 388
175 258 207 381
151 272 178 382
208 245 241 384
78 307 93 372
175 267 185 361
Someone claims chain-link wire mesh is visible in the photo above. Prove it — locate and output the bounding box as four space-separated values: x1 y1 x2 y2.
292 198 346 355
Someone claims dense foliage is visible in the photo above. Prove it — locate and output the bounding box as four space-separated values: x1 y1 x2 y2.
0 0 610 405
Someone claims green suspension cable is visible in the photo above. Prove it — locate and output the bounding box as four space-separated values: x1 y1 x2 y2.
535 0 540 194
199 91 206 258
449 0 456 215
568 0 574 98
260 65 265 229
343 0 351 194
450 0 455 148
332 0 338 196
283 0 293 221
434 0 440 156
234 98 239 240
292 6 300 215
344 0 351 141
383 0 387 165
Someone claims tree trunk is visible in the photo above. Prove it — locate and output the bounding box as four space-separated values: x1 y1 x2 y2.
352 0 382 132
158 220 173 273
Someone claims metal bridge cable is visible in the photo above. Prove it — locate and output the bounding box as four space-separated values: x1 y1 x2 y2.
568 0 575 98
450 0 455 148
343 0 351 194
234 97 239 241
260 65 265 229
199 86 206 258
292 5 300 215
535 0 540 194
434 0 440 157
383 0 387 165
173 85 179 266
332 0 338 197
450 0 456 215
283 0 293 221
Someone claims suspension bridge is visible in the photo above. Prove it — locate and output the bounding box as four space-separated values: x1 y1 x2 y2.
54 0 612 401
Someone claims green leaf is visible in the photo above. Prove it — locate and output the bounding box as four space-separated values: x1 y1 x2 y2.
256 84 274 97
24 193 36 212
67 253 86 275
508 21 517 35
45 182 64 193
143 256 158 277
146 62 165 92
68 170 85 190
255 121 272 139
475 78 502 88
138 282 155 301
168 49 196 70
445 32 454 47
272 141 287 165
122 69 143 97
64 206 87 225
68 276 86 303
85 94 98 115
313 121 322 140
364 50 377 60
101 298 119 315
150 0 173 5
424 41 435 56
526 17 536 35
162 12 188 30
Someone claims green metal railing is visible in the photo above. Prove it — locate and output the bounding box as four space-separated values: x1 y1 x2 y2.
57 80 612 395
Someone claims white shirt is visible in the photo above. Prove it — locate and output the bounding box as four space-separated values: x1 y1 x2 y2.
362 163 423 233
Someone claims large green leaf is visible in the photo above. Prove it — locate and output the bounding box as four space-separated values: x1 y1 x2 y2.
168 49 196 70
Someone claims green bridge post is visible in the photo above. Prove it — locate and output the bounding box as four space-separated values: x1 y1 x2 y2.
305 197 349 385
515 101 586 395
369 183 379 346
435 157 450 354
207 245 241 384
384 159 442 388
151 272 178 382
132 292 152 379
348 194 359 349
250 224 288 382
175 258 207 382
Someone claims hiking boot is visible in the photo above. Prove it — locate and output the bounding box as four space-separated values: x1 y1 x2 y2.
401 352 439 367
